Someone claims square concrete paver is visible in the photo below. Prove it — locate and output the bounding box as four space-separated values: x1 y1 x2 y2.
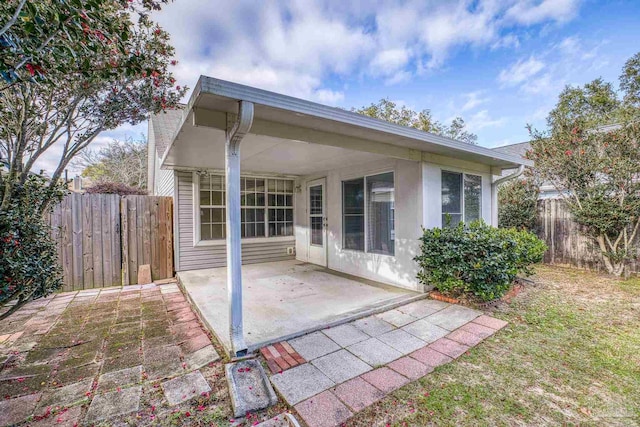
409 346 453 367
447 329 485 347
375 309 416 327
396 299 449 318
388 356 433 380
270 363 335 405
294 390 353 427
402 319 450 343
38 378 92 410
352 316 395 337
361 367 409 393
429 338 470 359
347 338 403 366
377 329 426 355
143 344 184 380
288 332 340 361
460 321 497 339
162 370 212 406
97 365 142 392
473 315 508 330
321 324 370 347
424 305 481 331
184 344 220 370
311 349 372 383
332 377 384 411
85 386 142 423
0 393 41 426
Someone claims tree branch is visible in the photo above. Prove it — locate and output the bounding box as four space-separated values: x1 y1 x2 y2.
0 0 27 37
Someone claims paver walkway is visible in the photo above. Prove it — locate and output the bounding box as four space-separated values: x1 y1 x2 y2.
0 282 221 426
267 299 508 427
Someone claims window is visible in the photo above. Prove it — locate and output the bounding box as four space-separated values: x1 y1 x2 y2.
342 178 365 251
441 171 482 227
342 172 394 256
198 174 293 241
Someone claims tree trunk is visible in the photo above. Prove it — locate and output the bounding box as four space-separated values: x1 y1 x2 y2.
596 234 625 276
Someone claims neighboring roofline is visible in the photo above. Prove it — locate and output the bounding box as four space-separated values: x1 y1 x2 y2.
161 76 532 168
492 141 531 149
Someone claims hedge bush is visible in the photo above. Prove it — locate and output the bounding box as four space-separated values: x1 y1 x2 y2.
0 175 66 319
414 221 547 301
498 177 540 230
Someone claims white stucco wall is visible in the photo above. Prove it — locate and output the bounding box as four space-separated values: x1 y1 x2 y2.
295 158 424 292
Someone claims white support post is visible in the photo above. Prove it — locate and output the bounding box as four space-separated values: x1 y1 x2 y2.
225 101 254 357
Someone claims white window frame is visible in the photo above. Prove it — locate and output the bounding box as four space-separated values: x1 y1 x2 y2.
341 170 395 257
441 170 482 226
193 172 295 247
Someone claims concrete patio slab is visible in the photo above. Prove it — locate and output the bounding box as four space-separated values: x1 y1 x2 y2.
311 349 372 383
270 363 335 405
377 329 426 355
375 309 417 327
288 332 340 361
352 316 395 337
321 324 369 347
294 390 352 427
178 261 421 354
396 298 449 318
347 338 402 366
402 319 450 343
424 305 482 331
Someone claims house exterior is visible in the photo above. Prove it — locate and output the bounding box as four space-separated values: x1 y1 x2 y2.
148 76 528 355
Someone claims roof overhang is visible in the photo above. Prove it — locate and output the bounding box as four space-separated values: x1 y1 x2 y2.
160 76 531 174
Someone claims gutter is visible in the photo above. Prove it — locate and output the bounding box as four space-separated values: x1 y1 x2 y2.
491 165 525 226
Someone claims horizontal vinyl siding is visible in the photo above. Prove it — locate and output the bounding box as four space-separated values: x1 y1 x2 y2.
176 171 295 271
156 167 174 196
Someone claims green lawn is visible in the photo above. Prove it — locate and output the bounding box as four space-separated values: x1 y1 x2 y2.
349 265 640 426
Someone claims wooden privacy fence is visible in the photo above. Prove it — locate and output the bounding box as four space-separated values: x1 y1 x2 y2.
49 194 173 291
536 198 640 274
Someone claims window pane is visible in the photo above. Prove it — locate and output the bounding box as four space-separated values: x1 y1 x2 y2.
268 194 276 206
211 175 223 190
277 194 284 206
256 179 265 192
311 217 323 245
285 195 292 207
256 209 265 222
464 174 482 223
257 193 265 206
200 191 211 206
212 208 224 223
442 171 462 216
201 208 211 223
200 174 210 189
246 193 255 206
212 224 225 239
442 213 463 227
310 185 322 215
256 223 265 237
344 216 364 251
211 191 223 206
366 172 394 256
285 209 293 222
343 179 364 215
201 224 211 240
246 179 255 191
268 179 276 192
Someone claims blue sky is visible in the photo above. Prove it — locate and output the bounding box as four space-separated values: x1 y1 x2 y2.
57 0 640 175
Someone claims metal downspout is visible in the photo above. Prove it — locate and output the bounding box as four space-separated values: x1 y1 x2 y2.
225 101 254 357
491 165 525 227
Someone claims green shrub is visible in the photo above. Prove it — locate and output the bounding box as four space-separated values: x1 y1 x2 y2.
498 176 540 230
414 221 547 301
0 175 66 319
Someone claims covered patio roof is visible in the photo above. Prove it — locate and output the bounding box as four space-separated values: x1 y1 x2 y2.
159 76 531 174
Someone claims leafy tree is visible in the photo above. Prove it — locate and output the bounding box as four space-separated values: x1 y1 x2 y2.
0 0 183 312
498 170 541 230
0 174 66 319
75 137 148 189
0 0 184 214
352 99 478 144
526 53 640 276
0 0 170 86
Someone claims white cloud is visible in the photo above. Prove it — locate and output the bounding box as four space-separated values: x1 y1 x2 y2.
466 110 507 132
460 91 489 112
505 0 581 25
498 56 546 87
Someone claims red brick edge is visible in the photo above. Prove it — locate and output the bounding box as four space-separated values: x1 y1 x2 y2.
260 342 306 374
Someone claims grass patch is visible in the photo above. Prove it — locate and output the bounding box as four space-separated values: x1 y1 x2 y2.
349 265 640 426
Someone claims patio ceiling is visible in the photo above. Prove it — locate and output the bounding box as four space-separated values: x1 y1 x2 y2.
160 76 531 175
